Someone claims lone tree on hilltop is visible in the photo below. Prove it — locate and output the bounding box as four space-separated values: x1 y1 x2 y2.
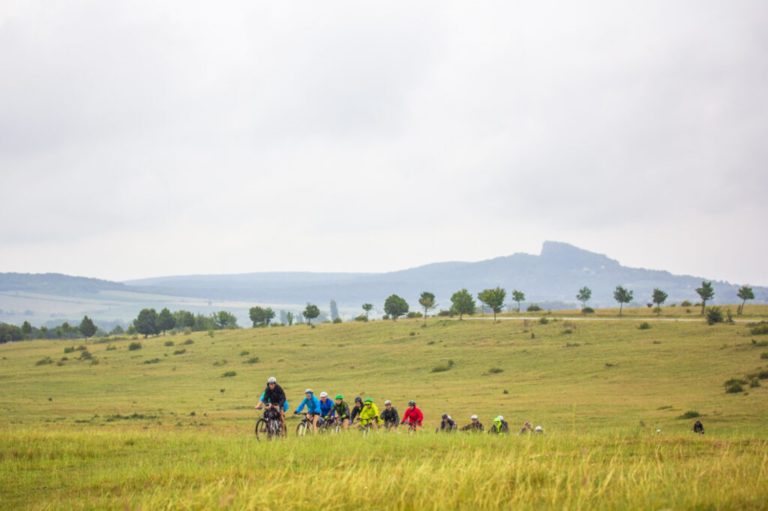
577 287 592 311
362 303 373 319
302 304 320 326
157 307 176 334
134 308 158 338
511 290 525 313
249 306 275 327
384 294 409 321
478 287 507 322
450 289 476 320
613 286 634 317
695 281 715 315
737 285 754 315
651 288 668 316
418 292 436 326
79 315 97 339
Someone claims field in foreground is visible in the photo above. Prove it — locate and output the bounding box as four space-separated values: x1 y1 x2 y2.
1 308 767 509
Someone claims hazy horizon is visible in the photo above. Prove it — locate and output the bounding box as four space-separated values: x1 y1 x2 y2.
2 1 766 285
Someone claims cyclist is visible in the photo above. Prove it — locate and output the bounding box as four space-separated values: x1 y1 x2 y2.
488 415 510 434
460 414 484 432
255 391 289 413
437 413 457 432
258 376 287 431
401 400 424 430
693 420 704 434
294 389 322 431
330 394 351 430
318 391 334 421
519 421 533 434
380 400 400 430
350 396 364 424
358 397 381 429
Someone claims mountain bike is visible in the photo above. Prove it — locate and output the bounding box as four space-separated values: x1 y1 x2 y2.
255 407 284 441
295 413 319 436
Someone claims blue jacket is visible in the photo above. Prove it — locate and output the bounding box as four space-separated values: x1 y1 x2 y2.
295 395 322 415
319 398 334 417
260 391 289 412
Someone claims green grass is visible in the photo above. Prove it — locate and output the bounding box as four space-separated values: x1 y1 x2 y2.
1 308 768 509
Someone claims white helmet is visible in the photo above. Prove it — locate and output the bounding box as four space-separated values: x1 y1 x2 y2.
319 391 328 398
497 415 504 421
267 376 277 384
384 400 392 405
304 388 313 394
470 414 478 420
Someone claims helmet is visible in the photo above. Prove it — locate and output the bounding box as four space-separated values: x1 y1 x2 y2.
304 389 313 394
335 394 344 400
408 400 416 406
495 415 504 422
364 397 373 404
267 376 277 384
384 400 392 405
354 396 362 403
319 391 328 398
442 414 448 420
470 414 478 420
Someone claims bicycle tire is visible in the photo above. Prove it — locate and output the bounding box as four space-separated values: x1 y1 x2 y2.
255 418 268 441
296 421 309 437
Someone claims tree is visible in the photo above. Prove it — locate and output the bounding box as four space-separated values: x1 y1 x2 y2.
286 311 295 326
577 287 592 311
613 286 633 317
330 300 339 322
302 304 320 326
214 311 238 329
695 281 715 315
249 306 275 327
21 321 33 339
450 289 476 320
478 287 506 321
511 289 525 313
418 292 436 326
737 285 754 315
78 316 97 339
651 288 668 315
157 308 176 334
109 325 124 336
133 308 158 338
362 303 373 319
384 294 409 320
173 310 195 329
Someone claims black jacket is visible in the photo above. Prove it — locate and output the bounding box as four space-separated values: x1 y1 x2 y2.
350 404 363 422
381 407 400 424
262 383 286 407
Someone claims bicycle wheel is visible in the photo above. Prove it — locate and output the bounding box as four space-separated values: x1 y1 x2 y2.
255 418 268 441
296 420 309 437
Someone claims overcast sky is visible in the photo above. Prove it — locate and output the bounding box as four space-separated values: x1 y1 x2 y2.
1 1 766 285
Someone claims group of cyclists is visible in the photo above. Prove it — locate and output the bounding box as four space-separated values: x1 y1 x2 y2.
255 376 543 435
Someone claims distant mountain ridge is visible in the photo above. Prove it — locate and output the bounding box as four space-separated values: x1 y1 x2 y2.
1 242 765 325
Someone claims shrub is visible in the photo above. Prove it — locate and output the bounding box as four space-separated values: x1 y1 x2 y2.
706 307 724 325
212 360 228 366
437 310 453 317
581 307 595 314
332 317 343 324
143 358 161 364
724 378 747 393
105 345 117 351
35 356 54 366
527 304 542 312
239 350 250 356
431 360 455 373
354 315 368 322
488 367 504 374
79 350 93 360
222 371 237 377
757 370 768 380
677 410 700 419
406 312 423 319
562 328 573 335
749 378 761 388
244 357 260 364
76 345 87 351
680 300 692 307
183 339 194 345
128 342 142 351
382 314 390 320
638 322 652 330
173 349 186 355
164 341 175 347
761 352 768 360
565 342 581 348
63 346 75 354
749 322 768 336
538 317 549 325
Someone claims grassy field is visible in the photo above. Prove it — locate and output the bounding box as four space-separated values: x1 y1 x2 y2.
1 307 767 509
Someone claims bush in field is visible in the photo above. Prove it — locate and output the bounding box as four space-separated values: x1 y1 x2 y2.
183 339 194 345
79 350 93 360
488 367 504 374
63 346 75 354
431 360 455 373
105 345 117 351
680 300 692 307
332 317 343 324
239 350 250 356
750 322 768 335
173 349 186 355
354 315 368 322
638 322 652 330
706 307 724 325
538 317 549 325
35 356 54 366
677 410 700 419
244 357 260 364
761 352 768 360
143 358 161 364
128 342 142 351
527 304 542 312
724 378 746 393
164 341 175 347
581 307 595 314
222 371 237 377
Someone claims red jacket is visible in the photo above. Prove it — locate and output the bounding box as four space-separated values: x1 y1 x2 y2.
401 406 424 425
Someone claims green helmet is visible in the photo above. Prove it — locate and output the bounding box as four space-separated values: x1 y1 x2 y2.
364 397 373 404
335 394 344 400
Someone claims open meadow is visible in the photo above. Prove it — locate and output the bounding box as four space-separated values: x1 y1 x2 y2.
1 308 768 510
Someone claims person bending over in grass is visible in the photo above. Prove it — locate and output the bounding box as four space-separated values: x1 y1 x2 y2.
437 414 457 432
295 389 322 431
259 376 287 433
350 396 364 424
318 391 334 420
461 415 484 432
488 415 510 435
330 394 351 430
358 398 381 429
401 400 424 430
380 400 399 430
